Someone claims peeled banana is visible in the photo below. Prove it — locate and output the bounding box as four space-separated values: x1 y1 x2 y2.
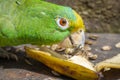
25 47 98 80
95 53 120 72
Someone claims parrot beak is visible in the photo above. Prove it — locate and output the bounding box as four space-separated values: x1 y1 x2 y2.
72 10 85 33
72 10 85 48
79 30 85 48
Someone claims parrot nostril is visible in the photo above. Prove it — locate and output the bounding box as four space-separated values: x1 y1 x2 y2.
80 30 82 32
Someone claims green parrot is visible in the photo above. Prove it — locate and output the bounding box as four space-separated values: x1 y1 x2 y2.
0 0 85 59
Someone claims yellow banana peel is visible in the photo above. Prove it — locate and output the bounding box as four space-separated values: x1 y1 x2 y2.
95 53 120 72
25 47 98 80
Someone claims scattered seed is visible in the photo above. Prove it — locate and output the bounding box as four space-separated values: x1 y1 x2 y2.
50 44 58 51
115 42 120 48
34 48 40 50
46 45 51 48
65 48 74 54
104 68 111 72
84 45 92 51
88 52 98 60
63 54 72 59
101 46 112 51
85 40 94 45
88 34 99 40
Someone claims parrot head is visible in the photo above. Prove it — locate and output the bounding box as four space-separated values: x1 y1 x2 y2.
54 9 85 33
14 0 85 46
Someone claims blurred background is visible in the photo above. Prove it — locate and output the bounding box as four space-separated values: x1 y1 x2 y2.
46 0 120 33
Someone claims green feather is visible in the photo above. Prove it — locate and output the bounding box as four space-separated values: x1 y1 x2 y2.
0 0 77 46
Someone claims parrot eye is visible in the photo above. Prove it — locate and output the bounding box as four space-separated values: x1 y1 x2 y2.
56 18 69 30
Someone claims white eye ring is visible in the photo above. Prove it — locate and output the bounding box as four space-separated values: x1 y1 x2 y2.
56 18 69 30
